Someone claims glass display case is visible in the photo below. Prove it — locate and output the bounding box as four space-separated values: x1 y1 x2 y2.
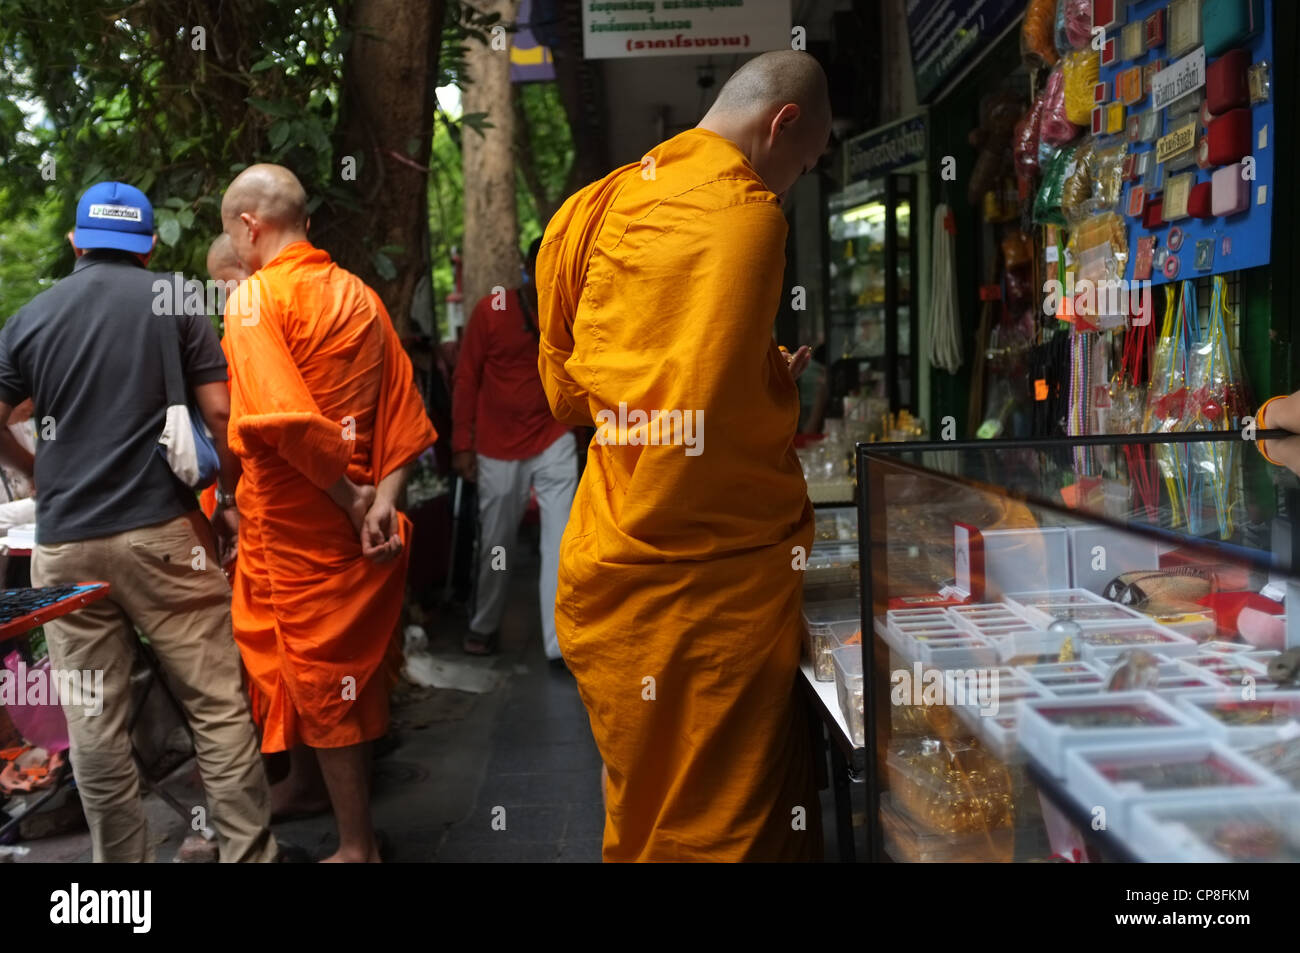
826 174 917 421
809 430 1300 863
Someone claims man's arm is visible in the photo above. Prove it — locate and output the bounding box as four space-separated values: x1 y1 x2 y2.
0 411 33 479
193 382 240 498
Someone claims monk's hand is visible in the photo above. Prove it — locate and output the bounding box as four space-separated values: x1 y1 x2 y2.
452 450 477 484
212 505 239 566
328 476 375 541
361 494 403 563
781 345 811 379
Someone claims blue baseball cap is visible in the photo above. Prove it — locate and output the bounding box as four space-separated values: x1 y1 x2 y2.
73 181 155 255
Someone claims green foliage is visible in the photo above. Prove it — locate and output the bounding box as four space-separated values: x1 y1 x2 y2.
0 0 347 289
0 0 576 341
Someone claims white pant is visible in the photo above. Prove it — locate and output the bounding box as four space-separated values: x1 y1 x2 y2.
471 433 577 659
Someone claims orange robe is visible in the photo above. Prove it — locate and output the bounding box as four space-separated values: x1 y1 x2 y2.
537 128 819 861
222 241 436 751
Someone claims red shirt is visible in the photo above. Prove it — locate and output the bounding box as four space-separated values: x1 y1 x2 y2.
452 288 569 459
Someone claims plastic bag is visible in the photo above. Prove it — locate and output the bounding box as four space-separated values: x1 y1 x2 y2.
1040 65 1081 146
1014 94 1046 184
1056 0 1092 52
1062 49 1101 126
1033 142 1077 226
1023 0 1060 67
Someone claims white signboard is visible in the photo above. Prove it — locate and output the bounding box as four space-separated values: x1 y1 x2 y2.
1152 47 1206 112
581 0 792 60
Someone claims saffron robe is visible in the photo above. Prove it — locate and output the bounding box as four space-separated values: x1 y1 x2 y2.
223 241 436 751
537 128 819 861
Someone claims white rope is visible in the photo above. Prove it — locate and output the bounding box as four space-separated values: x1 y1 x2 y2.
927 203 962 373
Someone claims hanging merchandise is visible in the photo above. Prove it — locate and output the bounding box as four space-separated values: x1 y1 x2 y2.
967 91 1025 209
1014 93 1047 195
1040 64 1081 147
1062 49 1101 127
1022 0 1061 68
1034 142 1077 227
927 204 961 374
1056 0 1093 53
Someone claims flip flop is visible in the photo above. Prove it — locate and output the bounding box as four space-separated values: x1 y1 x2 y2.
462 631 498 656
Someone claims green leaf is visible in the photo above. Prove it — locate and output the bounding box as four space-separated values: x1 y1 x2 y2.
250 56 277 72
269 119 291 151
157 214 181 247
246 97 297 119
372 251 396 281
164 197 186 210
177 208 195 229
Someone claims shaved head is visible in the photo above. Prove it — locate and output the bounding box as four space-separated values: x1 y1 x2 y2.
222 163 308 230
709 50 830 128
698 51 831 202
220 163 310 271
206 233 249 283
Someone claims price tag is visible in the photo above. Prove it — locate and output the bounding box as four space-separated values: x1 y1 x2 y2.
1152 47 1205 112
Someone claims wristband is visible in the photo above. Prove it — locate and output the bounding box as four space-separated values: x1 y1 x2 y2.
216 487 237 508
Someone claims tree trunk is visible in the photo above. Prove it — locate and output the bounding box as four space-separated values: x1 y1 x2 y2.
462 0 522 318
326 0 445 337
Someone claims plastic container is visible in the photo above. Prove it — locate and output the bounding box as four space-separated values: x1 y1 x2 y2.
831 645 864 747
813 506 858 543
805 618 858 682
1003 588 1109 611
1130 795 1300 862
803 598 860 632
805 541 858 587
1175 691 1300 748
881 792 1016 862
1018 691 1202 777
954 681 1054 762
1073 621 1199 663
885 737 1016 839
1176 653 1268 688
1143 611 1217 641
1020 602 1147 628
1063 739 1289 838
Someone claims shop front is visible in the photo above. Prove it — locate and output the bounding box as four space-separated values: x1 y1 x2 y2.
801 0 1300 863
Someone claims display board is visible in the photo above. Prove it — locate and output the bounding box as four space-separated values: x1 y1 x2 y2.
908 0 1025 103
1094 0 1275 285
579 0 791 60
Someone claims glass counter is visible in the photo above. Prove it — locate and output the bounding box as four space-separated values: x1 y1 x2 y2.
824 430 1300 862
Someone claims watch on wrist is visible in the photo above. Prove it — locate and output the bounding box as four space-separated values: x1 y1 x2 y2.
215 487 237 508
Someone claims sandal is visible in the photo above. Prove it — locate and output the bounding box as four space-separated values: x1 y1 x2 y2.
462 631 498 656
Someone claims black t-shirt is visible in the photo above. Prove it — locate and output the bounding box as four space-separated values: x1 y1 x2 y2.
0 251 228 543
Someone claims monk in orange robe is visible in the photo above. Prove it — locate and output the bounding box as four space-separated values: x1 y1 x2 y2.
536 51 830 861
220 164 436 862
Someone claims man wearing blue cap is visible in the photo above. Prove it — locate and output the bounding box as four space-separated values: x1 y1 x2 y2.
0 181 279 862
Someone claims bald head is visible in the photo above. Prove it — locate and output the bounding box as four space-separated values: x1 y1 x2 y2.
206 233 249 283
698 51 831 202
220 163 310 271
708 51 830 127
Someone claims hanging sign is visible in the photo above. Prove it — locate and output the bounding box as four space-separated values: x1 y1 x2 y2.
845 114 927 184
580 0 791 60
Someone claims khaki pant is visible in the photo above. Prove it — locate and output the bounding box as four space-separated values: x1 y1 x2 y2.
32 510 277 863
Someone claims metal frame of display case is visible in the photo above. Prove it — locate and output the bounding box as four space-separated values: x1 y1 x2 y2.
853 429 1296 863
